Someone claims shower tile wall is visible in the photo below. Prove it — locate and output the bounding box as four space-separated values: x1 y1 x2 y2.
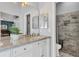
57 11 79 56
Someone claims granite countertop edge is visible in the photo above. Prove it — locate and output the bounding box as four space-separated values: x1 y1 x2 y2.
0 36 51 52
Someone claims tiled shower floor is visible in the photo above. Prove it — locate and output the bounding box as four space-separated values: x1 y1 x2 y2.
59 51 74 57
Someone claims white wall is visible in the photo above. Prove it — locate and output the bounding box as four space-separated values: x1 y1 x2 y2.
22 7 39 35
0 2 22 15
23 2 54 36
56 2 79 15
0 2 56 36
0 2 42 34
0 2 25 33
36 2 51 36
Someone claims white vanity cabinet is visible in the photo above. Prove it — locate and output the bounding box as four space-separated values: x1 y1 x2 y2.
39 40 48 57
32 42 42 57
18 51 32 57
0 49 11 57
39 39 50 57
32 39 50 57
0 38 50 57
12 43 33 57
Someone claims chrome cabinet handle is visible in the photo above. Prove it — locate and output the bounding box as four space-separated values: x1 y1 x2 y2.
41 54 44 57
24 48 27 50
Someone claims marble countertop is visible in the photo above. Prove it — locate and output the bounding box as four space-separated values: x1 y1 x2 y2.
0 35 51 52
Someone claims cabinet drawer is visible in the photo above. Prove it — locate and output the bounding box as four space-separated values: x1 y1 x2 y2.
32 40 47 47
38 40 47 46
13 44 33 56
16 51 32 57
32 42 39 47
0 50 11 57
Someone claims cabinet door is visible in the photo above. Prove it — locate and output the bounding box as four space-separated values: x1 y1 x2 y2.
32 42 42 57
32 39 49 57
46 38 51 57
38 39 50 57
12 44 33 57
32 46 42 57
38 40 47 57
16 51 32 57
0 50 11 57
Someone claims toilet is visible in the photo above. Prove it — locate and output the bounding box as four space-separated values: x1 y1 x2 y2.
56 44 61 57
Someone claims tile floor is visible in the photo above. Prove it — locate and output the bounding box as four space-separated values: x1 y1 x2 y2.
59 51 74 57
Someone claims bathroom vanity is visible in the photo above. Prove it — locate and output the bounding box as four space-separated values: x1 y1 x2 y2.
0 35 51 57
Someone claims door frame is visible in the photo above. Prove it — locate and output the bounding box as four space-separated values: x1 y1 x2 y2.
26 14 31 35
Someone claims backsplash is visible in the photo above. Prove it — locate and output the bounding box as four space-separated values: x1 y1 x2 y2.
56 11 79 56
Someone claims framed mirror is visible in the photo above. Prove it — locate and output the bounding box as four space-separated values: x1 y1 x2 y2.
39 15 48 29
32 15 48 29
32 16 39 29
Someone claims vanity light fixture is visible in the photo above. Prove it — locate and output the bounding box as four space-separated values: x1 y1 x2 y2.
21 2 28 7
21 0 29 7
